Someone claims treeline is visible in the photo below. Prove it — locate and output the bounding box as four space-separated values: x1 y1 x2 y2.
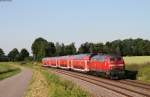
31 38 76 61
1 37 150 61
0 48 30 62
32 37 150 61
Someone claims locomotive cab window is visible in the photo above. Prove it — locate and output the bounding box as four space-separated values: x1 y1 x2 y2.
110 56 122 61
110 57 115 61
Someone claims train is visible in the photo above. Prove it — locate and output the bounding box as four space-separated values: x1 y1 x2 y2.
42 53 125 79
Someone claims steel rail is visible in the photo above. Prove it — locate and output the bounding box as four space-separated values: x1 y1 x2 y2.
56 70 150 97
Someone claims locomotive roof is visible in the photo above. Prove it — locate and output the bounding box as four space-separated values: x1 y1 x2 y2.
42 53 122 60
72 53 96 59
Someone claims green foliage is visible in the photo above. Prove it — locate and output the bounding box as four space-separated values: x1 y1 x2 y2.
42 70 90 97
7 48 29 61
78 42 92 53
126 63 150 83
31 37 49 61
14 54 22 61
123 56 150 64
0 48 5 56
78 42 104 54
124 56 150 83
118 38 150 56
24 56 33 62
8 48 19 61
90 43 104 53
64 43 76 55
78 38 150 56
20 63 90 97
55 43 65 56
20 48 29 61
0 56 9 62
45 42 56 57
31 38 150 59
0 63 21 80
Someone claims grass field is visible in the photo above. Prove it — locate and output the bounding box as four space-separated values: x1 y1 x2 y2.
23 62 91 97
25 69 49 97
0 63 21 80
123 56 150 65
43 70 90 97
1 57 149 97
123 56 150 83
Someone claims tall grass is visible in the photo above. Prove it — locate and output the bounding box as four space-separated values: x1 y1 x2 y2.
24 70 49 97
123 56 150 83
22 62 91 97
42 70 90 97
0 63 21 80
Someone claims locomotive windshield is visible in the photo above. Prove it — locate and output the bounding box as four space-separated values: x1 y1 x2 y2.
110 56 123 61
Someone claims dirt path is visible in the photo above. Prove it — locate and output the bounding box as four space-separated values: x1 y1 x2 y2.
0 68 32 97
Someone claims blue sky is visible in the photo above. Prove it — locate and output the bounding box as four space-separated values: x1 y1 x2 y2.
0 0 150 54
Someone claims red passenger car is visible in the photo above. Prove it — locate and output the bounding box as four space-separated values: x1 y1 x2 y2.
58 56 69 69
42 53 125 79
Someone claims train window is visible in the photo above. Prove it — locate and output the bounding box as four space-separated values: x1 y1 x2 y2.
92 55 104 62
74 54 89 60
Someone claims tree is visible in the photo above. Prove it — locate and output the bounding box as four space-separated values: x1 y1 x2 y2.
20 48 29 61
8 48 19 61
31 37 49 61
78 42 91 53
78 42 104 54
104 38 150 56
45 42 56 57
0 48 4 56
55 43 66 56
110 40 123 55
55 42 62 56
64 43 76 55
90 43 104 53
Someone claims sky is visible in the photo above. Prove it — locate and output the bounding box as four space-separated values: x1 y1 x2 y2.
0 0 150 55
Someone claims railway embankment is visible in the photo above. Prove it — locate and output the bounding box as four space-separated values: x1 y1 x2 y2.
22 62 91 97
52 69 150 97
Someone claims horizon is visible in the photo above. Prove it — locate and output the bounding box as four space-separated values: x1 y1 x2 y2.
0 0 150 54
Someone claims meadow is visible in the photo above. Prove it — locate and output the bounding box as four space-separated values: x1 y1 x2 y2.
123 56 150 83
0 63 21 80
123 56 150 65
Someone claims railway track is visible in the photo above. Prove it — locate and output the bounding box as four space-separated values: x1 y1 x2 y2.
53 69 150 97
124 79 150 86
119 80 150 90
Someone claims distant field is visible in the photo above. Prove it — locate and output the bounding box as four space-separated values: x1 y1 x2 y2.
123 56 150 83
123 56 150 65
0 63 21 80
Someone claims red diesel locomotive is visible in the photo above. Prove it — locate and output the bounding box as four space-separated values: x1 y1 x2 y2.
42 53 125 79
